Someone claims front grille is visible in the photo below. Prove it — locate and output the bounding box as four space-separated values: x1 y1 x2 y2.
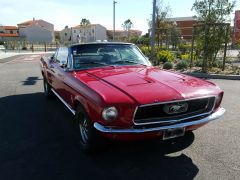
134 97 215 125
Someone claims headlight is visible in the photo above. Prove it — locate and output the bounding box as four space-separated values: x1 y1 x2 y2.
102 107 118 122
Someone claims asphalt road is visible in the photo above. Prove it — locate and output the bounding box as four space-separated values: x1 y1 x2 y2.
0 55 240 180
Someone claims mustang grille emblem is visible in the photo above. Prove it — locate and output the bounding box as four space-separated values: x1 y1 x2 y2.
163 103 188 114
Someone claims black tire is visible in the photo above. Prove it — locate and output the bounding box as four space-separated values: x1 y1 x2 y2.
43 77 53 98
74 105 99 153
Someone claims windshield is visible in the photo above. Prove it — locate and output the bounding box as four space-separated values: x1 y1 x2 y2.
72 44 150 70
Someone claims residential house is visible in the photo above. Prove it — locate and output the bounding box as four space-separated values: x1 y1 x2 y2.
18 18 54 43
60 24 107 44
59 27 71 44
0 26 20 42
107 30 142 41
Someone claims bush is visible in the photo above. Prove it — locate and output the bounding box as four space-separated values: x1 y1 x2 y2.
181 54 190 60
157 50 175 64
178 43 191 54
176 51 182 59
163 61 173 70
139 46 151 57
176 60 189 70
194 59 203 67
212 60 223 68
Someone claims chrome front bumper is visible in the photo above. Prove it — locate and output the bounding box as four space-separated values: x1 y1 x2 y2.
94 108 225 133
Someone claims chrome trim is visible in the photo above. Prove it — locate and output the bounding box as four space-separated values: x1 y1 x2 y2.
94 108 225 133
133 96 217 125
139 96 216 108
134 112 211 126
51 89 76 115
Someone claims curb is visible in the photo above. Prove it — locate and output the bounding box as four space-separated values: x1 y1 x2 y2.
184 72 240 80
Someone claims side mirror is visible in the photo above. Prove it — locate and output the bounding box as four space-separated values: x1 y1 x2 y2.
49 55 54 63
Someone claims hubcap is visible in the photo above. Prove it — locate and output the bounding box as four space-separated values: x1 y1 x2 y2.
79 117 89 144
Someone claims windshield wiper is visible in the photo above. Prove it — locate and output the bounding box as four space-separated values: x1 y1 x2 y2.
113 60 138 64
113 60 146 66
79 61 108 66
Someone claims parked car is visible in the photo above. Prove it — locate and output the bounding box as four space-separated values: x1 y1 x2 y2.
40 43 225 152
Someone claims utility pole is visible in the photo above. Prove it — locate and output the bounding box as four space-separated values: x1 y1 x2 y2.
113 1 117 41
71 27 73 45
233 15 236 48
150 0 156 63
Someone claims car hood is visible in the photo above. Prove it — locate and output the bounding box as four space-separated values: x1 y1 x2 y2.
75 65 221 105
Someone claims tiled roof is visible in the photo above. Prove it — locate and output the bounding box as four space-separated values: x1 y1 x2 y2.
18 19 45 26
0 33 19 37
0 26 18 30
73 24 99 28
18 20 34 25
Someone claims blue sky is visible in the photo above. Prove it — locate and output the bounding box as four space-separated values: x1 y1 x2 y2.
0 0 239 33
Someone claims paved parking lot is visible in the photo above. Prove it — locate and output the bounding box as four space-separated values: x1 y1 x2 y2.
0 55 240 180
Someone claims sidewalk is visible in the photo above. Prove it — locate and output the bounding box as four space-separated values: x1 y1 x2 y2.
0 51 54 60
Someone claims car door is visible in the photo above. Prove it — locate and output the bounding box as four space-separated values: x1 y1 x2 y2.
50 47 69 97
46 49 59 89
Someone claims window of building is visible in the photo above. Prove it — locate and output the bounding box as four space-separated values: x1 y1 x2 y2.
74 30 76 33
10 30 13 34
92 29 94 34
65 33 67 36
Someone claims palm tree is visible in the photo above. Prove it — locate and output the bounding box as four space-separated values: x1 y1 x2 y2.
122 19 133 41
80 18 91 42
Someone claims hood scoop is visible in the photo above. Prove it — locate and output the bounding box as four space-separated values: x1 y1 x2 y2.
113 75 152 86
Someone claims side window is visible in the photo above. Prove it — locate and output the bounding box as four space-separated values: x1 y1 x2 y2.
53 49 59 60
55 47 68 65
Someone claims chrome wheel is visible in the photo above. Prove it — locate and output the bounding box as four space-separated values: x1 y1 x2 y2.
79 117 89 144
75 105 99 152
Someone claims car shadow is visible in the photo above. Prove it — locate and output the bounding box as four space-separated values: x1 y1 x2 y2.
22 77 43 86
0 92 199 180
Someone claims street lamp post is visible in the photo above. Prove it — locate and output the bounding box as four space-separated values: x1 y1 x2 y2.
113 1 117 41
150 0 157 62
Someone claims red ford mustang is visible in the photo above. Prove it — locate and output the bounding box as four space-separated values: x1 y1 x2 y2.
40 43 225 152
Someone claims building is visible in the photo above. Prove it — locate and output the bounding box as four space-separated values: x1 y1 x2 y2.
60 24 107 44
17 18 54 43
233 10 240 45
0 26 20 42
168 16 197 40
107 30 142 41
59 27 71 44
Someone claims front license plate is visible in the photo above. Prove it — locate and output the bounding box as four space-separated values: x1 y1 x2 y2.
163 128 185 140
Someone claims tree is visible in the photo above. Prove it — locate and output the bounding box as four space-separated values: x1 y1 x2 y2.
192 0 235 72
122 19 133 41
155 0 172 49
80 18 91 27
169 24 181 50
80 18 91 42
